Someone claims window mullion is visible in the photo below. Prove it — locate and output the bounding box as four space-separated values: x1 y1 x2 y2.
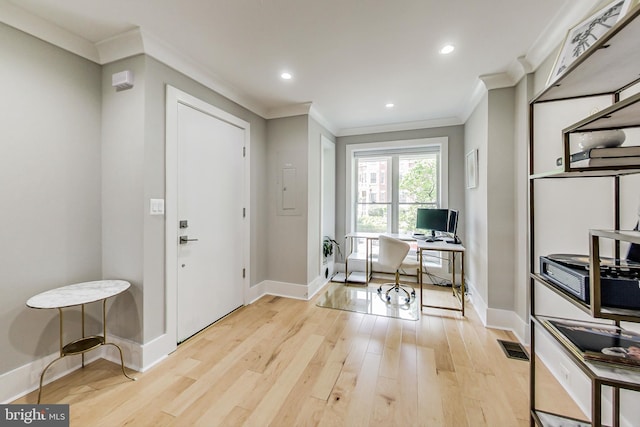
391 155 399 233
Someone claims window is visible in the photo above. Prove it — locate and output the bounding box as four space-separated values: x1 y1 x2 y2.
351 140 446 235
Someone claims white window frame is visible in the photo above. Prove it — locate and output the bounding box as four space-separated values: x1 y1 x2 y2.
345 137 449 235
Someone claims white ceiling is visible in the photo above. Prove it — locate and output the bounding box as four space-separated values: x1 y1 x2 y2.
3 0 600 135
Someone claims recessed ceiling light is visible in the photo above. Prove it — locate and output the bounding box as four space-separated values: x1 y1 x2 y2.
440 44 455 55
385 103 395 108
281 72 292 80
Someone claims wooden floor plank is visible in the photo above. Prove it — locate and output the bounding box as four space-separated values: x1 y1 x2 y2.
13 280 584 427
244 334 324 426
344 352 381 426
417 346 445 426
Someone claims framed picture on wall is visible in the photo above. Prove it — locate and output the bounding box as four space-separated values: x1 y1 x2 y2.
546 0 635 87
466 149 478 189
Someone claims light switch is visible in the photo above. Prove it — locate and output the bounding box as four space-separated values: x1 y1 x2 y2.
150 199 165 215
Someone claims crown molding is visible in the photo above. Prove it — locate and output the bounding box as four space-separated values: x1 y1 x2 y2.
95 28 144 64
478 72 516 91
523 0 601 72
0 0 99 62
308 105 338 136
460 79 488 123
0 3 270 119
136 29 269 118
265 102 312 119
336 116 463 137
264 102 338 136
1 0 604 136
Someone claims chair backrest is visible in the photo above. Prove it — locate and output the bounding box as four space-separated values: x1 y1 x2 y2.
378 235 410 270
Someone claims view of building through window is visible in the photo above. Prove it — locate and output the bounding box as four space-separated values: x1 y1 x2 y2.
356 152 439 234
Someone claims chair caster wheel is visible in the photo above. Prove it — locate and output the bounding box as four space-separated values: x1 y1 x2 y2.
405 298 410 304
394 288 399 292
411 290 416 297
377 287 382 293
386 296 391 302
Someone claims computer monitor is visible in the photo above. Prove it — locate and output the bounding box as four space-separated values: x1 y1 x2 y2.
447 210 458 235
416 208 449 237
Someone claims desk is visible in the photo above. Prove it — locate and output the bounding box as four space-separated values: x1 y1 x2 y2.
418 240 466 316
344 233 415 284
27 280 136 403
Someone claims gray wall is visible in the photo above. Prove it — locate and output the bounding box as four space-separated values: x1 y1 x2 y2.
102 55 269 343
513 74 534 323
266 115 309 284
335 126 466 253
0 25 271 378
0 23 102 373
486 87 516 310
101 56 146 342
464 87 518 313
464 95 489 304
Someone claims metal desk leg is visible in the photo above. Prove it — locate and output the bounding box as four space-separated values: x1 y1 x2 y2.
365 238 369 284
419 248 423 309
461 251 465 316
452 252 456 296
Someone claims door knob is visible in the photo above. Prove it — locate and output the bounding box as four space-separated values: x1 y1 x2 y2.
179 236 199 244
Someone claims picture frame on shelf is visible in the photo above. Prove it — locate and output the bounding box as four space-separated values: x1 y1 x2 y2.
546 0 635 88
465 149 478 189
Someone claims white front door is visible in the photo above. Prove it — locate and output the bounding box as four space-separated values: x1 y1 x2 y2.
176 102 244 342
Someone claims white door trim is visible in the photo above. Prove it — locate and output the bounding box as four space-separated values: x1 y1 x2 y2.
165 85 250 354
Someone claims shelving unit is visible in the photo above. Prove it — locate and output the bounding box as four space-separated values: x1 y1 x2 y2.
529 5 640 427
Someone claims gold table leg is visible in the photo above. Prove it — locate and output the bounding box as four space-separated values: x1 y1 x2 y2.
36 299 136 404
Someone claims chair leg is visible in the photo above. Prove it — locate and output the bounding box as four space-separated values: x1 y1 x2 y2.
382 270 414 304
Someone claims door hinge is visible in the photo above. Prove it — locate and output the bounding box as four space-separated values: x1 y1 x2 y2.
243 207 246 218
242 268 246 278
243 146 246 157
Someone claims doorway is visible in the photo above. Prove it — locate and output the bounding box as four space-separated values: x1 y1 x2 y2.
320 135 336 278
166 86 251 346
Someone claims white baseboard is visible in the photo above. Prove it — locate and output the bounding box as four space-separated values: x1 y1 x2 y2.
0 334 166 404
102 334 168 373
486 308 529 345
255 280 316 300
465 279 487 325
0 351 99 404
465 279 529 346
247 277 332 304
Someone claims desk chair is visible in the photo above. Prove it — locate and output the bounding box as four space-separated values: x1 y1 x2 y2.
376 235 417 304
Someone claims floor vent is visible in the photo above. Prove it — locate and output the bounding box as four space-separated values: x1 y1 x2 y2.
497 339 529 361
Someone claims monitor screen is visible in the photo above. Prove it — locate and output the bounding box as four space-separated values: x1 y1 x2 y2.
416 208 449 233
447 210 458 235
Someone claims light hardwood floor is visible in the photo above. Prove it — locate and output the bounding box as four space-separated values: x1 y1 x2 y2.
15 282 584 426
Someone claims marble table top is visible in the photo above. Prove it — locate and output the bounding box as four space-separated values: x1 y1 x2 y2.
27 280 130 309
